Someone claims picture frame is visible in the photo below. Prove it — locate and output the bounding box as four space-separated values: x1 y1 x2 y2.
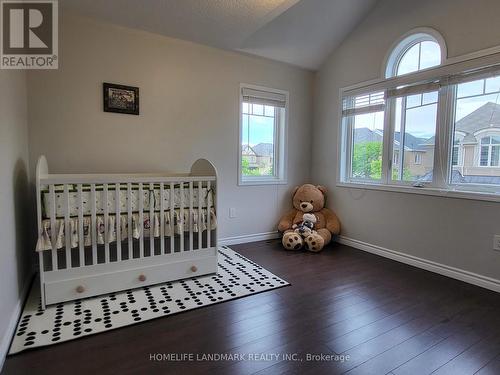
103 82 139 115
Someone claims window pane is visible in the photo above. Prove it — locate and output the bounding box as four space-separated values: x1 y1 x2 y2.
457 79 484 98
406 94 421 108
452 77 500 185
392 93 438 182
264 105 274 117
480 146 489 166
242 102 249 114
252 104 264 116
242 112 250 145
485 76 500 94
350 111 384 180
419 41 441 70
395 41 441 77
452 146 459 166
241 104 277 177
422 91 438 105
492 146 500 166
397 43 420 76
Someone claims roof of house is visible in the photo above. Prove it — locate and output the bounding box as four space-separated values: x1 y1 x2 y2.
395 132 427 151
419 170 500 185
354 128 427 151
455 102 500 134
241 144 257 156
252 143 274 157
353 128 382 143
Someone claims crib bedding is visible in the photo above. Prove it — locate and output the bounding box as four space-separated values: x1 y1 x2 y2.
42 185 213 218
36 208 217 252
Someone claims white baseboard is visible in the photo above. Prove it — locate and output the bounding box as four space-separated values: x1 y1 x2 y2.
337 235 500 293
219 231 280 246
1 273 34 371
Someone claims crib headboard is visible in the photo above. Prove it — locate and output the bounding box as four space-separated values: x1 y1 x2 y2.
190 158 217 178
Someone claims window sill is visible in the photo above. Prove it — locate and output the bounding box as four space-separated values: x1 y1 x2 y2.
238 178 287 186
337 181 500 203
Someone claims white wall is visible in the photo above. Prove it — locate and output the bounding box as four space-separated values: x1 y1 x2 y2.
0 70 30 363
27 12 314 240
312 0 500 280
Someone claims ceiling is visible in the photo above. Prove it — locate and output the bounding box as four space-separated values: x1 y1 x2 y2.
60 0 377 70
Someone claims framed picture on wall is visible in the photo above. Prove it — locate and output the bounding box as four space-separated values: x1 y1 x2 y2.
103 82 139 115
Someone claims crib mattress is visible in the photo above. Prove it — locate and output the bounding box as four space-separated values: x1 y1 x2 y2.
42 186 213 218
36 208 217 252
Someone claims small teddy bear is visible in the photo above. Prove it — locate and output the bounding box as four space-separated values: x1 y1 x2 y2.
292 213 317 237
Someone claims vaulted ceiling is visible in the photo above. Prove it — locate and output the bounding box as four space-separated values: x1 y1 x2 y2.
60 0 378 70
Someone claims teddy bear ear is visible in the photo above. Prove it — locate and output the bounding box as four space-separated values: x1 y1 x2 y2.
291 186 300 196
316 185 327 195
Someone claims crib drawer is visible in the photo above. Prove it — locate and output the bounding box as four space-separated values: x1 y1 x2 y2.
44 255 217 305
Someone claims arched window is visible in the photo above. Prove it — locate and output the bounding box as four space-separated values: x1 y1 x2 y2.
386 30 445 183
385 29 445 78
479 135 500 166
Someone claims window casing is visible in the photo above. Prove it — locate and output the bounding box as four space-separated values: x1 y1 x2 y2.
238 84 288 185
339 32 500 198
479 136 500 166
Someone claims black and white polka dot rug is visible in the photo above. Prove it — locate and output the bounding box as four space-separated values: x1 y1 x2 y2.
9 246 289 354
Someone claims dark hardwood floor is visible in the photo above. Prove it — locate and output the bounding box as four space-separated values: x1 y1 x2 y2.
4 240 500 375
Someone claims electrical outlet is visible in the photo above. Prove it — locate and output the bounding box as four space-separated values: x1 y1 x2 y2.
494 235 500 251
229 208 236 218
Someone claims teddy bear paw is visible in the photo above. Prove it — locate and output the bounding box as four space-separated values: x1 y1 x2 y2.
282 232 304 250
304 234 324 252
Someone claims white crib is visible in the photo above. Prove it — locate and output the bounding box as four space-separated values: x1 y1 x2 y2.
35 156 218 308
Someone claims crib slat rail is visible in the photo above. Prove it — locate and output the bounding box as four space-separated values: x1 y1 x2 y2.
189 181 194 252
138 182 144 259
115 183 121 262
127 183 133 259
91 184 97 265
103 184 110 264
169 182 175 253
77 184 84 267
64 185 71 268
149 182 154 256
207 180 211 248
160 183 165 255
49 185 58 270
36 156 217 308
41 174 215 184
180 182 184 252
198 181 202 250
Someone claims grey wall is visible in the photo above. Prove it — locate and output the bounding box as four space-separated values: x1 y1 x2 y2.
312 0 500 280
0 70 30 355
27 12 314 240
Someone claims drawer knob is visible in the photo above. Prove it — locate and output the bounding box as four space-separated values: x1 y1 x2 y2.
138 274 146 282
76 285 85 293
191 265 198 272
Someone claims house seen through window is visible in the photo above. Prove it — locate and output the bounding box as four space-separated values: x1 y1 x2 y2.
241 103 276 177
239 85 287 185
349 36 442 183
341 29 500 194
451 76 500 185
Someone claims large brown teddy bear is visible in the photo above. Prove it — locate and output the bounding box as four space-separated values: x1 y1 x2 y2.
278 184 340 252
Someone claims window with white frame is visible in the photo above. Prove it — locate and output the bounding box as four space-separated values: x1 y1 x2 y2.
414 153 422 165
480 136 500 166
339 30 500 196
239 85 287 185
452 75 500 187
